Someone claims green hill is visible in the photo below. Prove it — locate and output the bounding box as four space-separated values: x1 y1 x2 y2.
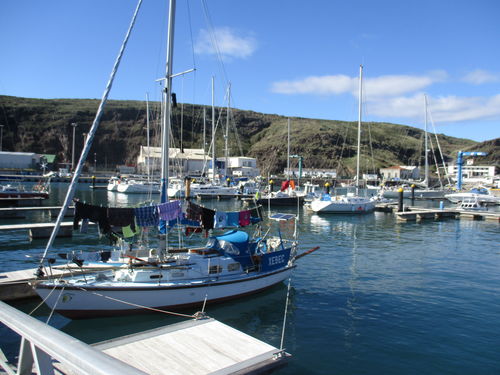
1 95 495 177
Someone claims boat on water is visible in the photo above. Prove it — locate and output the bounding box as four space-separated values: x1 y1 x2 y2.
445 187 500 205
309 191 376 214
116 179 160 194
33 0 318 318
35 211 304 319
456 197 488 211
309 65 374 214
0 181 50 199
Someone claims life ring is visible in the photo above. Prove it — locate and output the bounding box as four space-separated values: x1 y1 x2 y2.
357 206 363 211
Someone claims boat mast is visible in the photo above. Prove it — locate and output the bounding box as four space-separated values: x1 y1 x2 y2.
356 64 362 188
287 118 290 179
146 92 150 184
160 0 176 204
224 83 231 180
424 94 429 188
211 76 216 182
203 107 206 172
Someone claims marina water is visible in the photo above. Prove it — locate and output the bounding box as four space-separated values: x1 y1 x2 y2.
1 183 500 374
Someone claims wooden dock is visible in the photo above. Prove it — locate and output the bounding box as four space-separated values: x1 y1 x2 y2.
89 318 289 375
0 221 83 239
0 205 74 219
0 300 289 375
395 207 500 222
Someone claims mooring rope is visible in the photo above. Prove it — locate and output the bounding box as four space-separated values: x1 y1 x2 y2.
75 286 197 319
279 271 294 351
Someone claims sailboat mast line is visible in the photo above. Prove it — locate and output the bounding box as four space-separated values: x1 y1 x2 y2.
160 0 176 204
356 65 363 187
39 0 144 265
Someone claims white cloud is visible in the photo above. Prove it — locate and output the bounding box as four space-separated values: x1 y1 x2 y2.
194 27 257 59
368 93 500 124
270 74 356 95
271 70 500 124
462 69 500 84
271 70 447 99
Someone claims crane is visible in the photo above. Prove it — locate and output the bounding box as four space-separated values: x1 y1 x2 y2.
456 151 487 190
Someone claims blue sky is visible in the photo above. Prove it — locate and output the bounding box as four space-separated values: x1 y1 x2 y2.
1 0 499 142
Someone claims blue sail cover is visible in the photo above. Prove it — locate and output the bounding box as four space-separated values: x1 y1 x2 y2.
214 230 253 268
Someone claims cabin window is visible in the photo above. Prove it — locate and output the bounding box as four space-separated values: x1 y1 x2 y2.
227 263 240 272
149 274 163 279
209 265 222 274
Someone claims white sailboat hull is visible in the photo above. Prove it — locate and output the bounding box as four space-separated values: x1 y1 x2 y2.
116 182 160 194
36 267 293 319
310 198 375 213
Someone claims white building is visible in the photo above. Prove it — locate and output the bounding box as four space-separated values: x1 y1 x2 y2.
447 163 497 185
380 166 420 181
225 157 260 178
137 146 211 177
0 151 41 170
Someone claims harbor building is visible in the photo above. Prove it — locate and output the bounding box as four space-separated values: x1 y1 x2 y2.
447 162 497 185
380 166 420 181
136 146 208 177
0 151 42 170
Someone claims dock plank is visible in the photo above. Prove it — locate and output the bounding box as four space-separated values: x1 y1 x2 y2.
92 318 286 375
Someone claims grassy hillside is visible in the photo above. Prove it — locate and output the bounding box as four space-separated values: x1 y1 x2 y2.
0 95 491 177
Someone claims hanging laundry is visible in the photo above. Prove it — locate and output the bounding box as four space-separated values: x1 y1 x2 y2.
158 200 182 221
214 211 228 228
200 206 216 230
239 210 251 226
226 212 239 227
107 207 136 233
186 201 203 223
73 200 110 233
122 222 139 238
134 205 159 227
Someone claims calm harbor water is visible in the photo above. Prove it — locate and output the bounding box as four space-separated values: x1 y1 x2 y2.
1 183 500 374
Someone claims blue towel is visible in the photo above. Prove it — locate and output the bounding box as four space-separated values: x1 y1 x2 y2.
134 205 159 227
226 212 239 227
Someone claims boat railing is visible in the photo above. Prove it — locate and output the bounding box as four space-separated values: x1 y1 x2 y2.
0 301 147 375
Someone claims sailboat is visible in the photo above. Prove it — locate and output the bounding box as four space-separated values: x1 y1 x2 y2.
256 118 305 207
166 79 239 199
115 93 161 195
35 0 316 318
382 95 449 199
309 65 375 214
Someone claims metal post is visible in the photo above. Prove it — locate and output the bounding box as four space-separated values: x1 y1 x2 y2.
398 187 404 212
71 123 77 171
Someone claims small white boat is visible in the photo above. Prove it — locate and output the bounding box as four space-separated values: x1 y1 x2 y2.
0 182 49 199
106 176 121 192
445 188 500 205
309 192 375 213
116 179 160 194
456 197 488 211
